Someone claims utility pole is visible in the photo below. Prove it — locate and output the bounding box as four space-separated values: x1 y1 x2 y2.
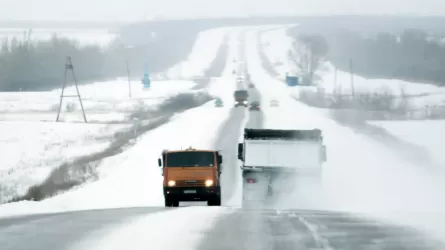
126 59 132 98
56 56 87 123
349 58 355 98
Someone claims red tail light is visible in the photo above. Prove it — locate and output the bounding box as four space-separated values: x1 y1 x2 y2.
247 178 257 183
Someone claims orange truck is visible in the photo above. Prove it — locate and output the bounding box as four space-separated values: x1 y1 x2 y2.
158 147 223 207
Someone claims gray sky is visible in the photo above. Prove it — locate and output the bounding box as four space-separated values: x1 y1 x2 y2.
1 0 444 21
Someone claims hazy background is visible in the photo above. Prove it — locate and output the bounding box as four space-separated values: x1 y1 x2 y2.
0 0 445 91
1 0 445 21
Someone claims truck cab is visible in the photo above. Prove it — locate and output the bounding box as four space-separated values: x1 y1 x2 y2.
234 90 248 107
158 147 223 207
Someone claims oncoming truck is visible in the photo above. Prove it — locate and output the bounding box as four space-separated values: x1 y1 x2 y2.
234 90 248 107
237 128 326 206
158 147 223 207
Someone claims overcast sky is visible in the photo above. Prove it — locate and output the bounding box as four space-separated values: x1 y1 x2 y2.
1 0 444 21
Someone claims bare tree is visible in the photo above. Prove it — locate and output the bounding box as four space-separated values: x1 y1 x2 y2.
288 34 329 86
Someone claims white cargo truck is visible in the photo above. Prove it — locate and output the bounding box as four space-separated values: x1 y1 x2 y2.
237 128 326 207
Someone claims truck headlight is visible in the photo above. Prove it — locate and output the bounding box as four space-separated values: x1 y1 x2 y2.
168 180 176 187
243 101 247 104
205 180 214 187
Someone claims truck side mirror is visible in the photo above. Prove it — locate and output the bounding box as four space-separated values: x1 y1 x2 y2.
321 145 327 162
158 158 162 167
217 155 223 164
238 143 243 160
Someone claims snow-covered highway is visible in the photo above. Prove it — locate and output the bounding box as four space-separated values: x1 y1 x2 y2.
1 26 445 250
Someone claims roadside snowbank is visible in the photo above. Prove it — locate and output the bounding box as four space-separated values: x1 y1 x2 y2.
369 120 445 165
0 121 127 203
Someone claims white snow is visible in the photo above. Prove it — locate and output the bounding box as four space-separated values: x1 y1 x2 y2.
0 79 199 203
0 28 241 217
0 79 197 119
247 27 445 240
0 26 235 205
0 101 231 216
2 23 444 246
69 207 231 250
166 27 233 79
369 120 445 165
260 26 297 78
0 121 128 203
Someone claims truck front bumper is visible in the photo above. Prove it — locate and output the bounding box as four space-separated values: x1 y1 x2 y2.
163 186 221 201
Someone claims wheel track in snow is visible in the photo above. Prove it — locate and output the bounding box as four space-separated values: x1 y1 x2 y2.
197 209 445 250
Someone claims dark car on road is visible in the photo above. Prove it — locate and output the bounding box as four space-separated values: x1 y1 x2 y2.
234 90 249 107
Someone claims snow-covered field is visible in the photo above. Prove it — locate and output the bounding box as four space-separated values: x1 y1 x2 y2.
0 121 128 203
0 79 198 122
0 78 196 203
0 26 238 204
247 27 445 240
0 28 242 215
260 27 445 109
0 99 232 214
369 120 445 165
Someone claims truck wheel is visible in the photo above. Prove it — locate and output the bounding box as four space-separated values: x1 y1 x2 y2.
214 195 221 206
172 200 180 207
207 195 221 206
164 198 172 207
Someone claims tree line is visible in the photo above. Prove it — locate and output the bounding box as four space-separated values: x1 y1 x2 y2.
288 26 445 87
0 31 197 91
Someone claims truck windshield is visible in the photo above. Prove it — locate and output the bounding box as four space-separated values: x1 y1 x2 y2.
166 152 215 167
234 91 248 98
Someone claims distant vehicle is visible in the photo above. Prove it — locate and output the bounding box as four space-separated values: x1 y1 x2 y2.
238 129 327 207
215 98 223 107
249 101 260 111
269 100 279 107
234 90 248 107
236 76 245 83
159 147 223 207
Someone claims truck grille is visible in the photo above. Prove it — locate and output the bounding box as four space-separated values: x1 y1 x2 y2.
176 180 205 187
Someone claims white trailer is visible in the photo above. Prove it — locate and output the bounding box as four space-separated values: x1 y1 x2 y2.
238 129 326 206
